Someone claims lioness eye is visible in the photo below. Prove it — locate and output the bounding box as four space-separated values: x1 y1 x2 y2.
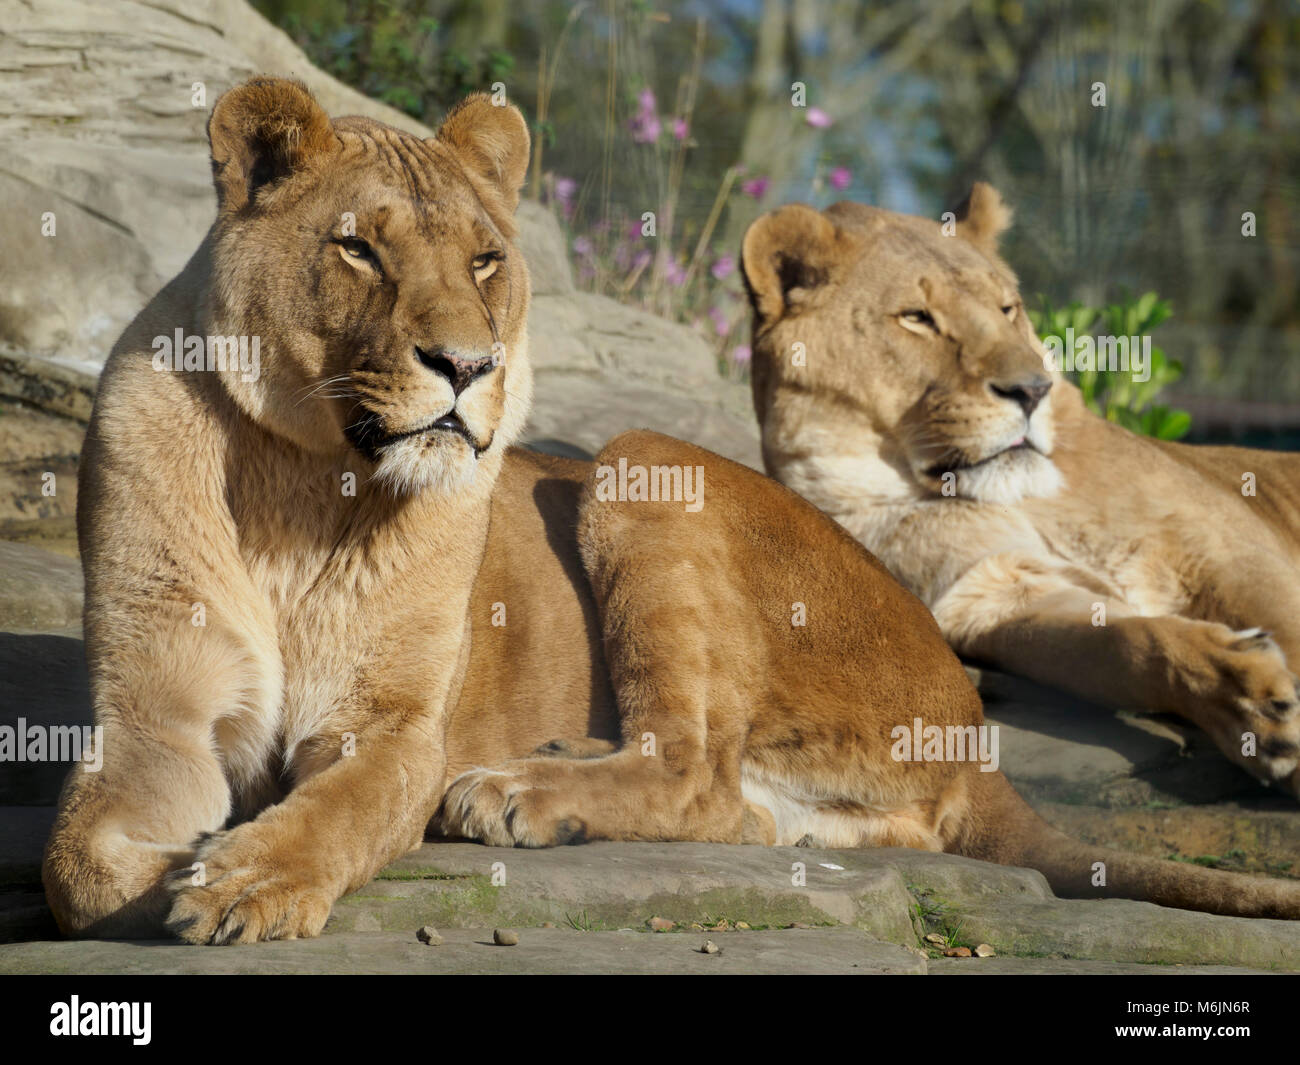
1002 304 1017 320
901 309 935 328
472 252 501 280
337 238 377 265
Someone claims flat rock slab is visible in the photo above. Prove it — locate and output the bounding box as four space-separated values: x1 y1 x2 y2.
940 893 1300 970
342 840 929 945
2 835 1298 968
352 842 1300 970
924 956 1276 975
0 930 1277 975
0 927 925 975
971 665 1262 805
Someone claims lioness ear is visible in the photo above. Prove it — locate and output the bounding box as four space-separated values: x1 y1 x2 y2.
741 204 838 325
435 94 531 214
953 182 1013 254
208 77 337 212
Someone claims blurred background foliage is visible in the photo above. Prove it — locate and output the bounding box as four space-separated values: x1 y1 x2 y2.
1030 291 1191 439
254 0 1300 439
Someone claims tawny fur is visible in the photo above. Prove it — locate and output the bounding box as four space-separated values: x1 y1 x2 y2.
743 187 1300 798
41 85 1300 945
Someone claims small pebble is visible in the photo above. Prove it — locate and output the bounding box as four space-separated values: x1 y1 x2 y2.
735 921 751 930
974 943 996 958
540 921 556 929
943 946 972 958
493 928 519 946
699 940 720 955
924 933 946 945
416 925 442 946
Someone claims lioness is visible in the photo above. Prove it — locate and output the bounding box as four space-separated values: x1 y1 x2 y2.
42 80 1299 944
743 186 1300 798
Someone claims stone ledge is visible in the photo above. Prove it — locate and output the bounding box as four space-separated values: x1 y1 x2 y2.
3 836 1299 968
0 928 1281 975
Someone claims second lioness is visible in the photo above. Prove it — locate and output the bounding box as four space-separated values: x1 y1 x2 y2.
742 186 1300 796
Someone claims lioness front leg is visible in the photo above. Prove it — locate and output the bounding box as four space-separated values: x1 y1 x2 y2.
166 711 448 944
42 604 264 937
934 553 1300 793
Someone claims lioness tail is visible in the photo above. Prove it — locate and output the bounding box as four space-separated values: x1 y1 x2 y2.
959 771 1300 919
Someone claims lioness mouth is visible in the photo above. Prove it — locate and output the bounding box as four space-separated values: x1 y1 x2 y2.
926 438 1035 478
346 409 488 460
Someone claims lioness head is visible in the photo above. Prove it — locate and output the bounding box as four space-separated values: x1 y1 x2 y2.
742 184 1060 510
202 77 532 494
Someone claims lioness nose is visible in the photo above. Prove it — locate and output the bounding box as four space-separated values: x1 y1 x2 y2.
989 375 1052 416
416 346 495 396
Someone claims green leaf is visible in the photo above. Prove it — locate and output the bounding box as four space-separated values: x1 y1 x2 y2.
1153 409 1192 440
1135 291 1158 326
1072 304 1099 334
1144 299 1173 331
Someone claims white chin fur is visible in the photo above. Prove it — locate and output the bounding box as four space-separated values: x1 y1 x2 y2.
372 435 478 496
951 447 1063 504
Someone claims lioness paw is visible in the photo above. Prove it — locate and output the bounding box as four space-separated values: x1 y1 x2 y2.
1192 625 1300 794
438 766 586 848
165 826 333 945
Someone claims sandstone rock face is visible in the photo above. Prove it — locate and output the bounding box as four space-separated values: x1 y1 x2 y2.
0 542 82 634
0 0 759 478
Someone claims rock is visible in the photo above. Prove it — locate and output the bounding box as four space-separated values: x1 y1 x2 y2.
416 926 442 946
493 928 519 946
0 347 96 423
698 940 720 955
0 348 92 530
974 667 1255 806
924 933 946 945
525 371 759 470
1033 801 1300 880
943 946 973 958
2 834 1299 970
646 917 675 932
0 927 930 975
735 921 751 930
0 543 82 633
974 943 996 957
513 209 573 297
